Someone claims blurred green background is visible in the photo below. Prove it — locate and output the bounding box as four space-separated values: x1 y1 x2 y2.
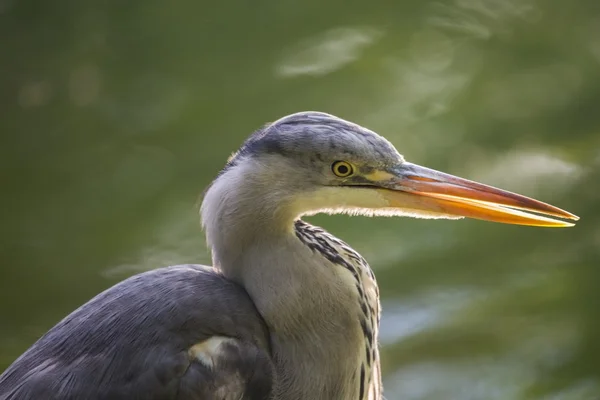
1 0 599 398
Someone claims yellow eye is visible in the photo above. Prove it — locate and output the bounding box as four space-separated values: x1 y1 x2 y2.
331 161 354 177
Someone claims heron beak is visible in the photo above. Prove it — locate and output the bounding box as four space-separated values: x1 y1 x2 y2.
376 162 579 227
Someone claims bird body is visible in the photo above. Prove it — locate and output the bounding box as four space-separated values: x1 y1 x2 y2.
0 111 578 400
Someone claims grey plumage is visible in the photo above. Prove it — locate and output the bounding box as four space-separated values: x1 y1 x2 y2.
0 266 274 400
0 111 577 400
220 112 402 182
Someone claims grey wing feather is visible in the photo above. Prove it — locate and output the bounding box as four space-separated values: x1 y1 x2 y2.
0 265 274 400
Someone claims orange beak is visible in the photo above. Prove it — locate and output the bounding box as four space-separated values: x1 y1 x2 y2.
376 162 579 227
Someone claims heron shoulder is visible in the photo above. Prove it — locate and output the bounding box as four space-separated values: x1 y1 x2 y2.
0 265 274 400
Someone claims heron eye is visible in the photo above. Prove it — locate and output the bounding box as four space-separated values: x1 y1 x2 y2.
332 161 354 177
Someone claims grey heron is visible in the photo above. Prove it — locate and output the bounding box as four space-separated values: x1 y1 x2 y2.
0 111 578 400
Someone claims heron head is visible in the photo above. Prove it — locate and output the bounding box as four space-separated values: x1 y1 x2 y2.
207 111 578 228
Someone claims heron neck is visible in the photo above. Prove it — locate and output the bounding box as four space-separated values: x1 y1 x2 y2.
201 163 298 279
201 165 366 399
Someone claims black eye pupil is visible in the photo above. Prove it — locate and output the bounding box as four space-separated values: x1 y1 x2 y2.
337 165 348 174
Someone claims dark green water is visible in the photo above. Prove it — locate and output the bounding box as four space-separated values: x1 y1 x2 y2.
1 0 599 398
